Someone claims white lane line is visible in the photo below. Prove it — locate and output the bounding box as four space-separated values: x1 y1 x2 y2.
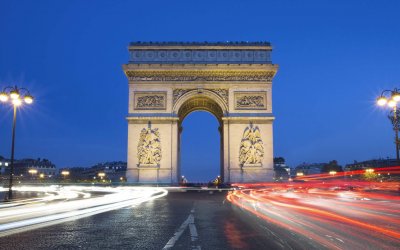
188 211 201 250
189 223 198 241
163 208 201 250
163 214 193 249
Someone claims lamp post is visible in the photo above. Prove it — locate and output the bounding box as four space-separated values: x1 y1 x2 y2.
377 88 400 162
0 86 34 201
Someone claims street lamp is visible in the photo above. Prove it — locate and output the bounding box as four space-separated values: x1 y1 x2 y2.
1 86 34 200
28 169 38 179
377 88 400 161
61 170 70 179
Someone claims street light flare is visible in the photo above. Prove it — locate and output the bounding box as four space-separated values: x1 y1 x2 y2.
9 90 19 100
377 96 387 106
392 92 400 102
12 98 22 106
0 92 8 102
61 170 70 176
388 100 396 108
24 95 33 104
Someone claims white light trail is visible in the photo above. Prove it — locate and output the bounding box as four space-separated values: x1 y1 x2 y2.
0 186 168 237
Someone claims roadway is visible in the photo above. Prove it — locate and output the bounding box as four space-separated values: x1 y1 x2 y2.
0 186 277 249
0 184 399 249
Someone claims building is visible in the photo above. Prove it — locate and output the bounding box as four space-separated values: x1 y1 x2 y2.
344 158 398 171
0 157 10 177
13 158 57 178
295 163 326 176
273 157 290 181
61 161 127 182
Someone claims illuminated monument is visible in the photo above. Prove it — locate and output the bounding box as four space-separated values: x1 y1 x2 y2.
123 42 278 183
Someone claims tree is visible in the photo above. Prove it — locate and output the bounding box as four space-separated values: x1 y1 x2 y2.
274 157 285 165
321 160 343 173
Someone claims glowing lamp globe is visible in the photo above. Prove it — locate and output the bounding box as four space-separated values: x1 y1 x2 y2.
0 92 8 102
24 95 33 104
9 90 19 100
377 96 387 106
392 92 400 102
388 100 396 108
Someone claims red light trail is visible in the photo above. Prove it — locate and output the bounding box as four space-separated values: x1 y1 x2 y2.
228 168 400 249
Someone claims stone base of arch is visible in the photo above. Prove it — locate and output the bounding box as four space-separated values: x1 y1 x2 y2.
126 115 275 184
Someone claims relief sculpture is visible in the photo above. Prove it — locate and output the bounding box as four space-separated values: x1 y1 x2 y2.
134 92 166 110
127 70 274 82
137 95 164 108
239 125 264 165
236 96 264 108
173 88 228 105
235 92 267 110
137 127 162 166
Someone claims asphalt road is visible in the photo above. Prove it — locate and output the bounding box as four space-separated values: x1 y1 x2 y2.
0 190 286 250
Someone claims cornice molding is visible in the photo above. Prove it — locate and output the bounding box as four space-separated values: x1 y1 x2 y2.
125 70 276 82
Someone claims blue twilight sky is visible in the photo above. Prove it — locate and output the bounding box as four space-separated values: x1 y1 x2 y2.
1 0 400 181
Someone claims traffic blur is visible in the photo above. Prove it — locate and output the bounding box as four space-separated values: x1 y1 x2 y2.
0 186 167 237
228 169 400 249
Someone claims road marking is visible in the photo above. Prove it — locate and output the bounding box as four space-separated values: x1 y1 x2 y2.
163 208 201 250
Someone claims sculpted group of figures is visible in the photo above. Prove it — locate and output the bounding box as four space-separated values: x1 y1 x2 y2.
137 124 264 167
239 125 264 165
137 127 162 165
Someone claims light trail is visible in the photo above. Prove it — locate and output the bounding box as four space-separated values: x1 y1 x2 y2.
0 186 168 237
228 177 400 249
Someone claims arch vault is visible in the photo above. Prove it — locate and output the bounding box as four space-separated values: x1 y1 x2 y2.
123 42 278 184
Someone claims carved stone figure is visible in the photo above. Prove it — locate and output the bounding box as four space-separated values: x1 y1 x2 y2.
173 89 192 104
239 125 264 165
210 89 228 104
137 127 162 165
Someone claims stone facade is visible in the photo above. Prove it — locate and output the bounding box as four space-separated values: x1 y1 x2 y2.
123 42 278 184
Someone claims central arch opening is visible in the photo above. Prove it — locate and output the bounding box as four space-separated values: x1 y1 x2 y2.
177 96 224 183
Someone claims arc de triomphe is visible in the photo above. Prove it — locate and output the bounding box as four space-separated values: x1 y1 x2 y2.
123 42 278 184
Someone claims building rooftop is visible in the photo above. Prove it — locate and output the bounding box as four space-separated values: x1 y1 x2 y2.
129 41 271 46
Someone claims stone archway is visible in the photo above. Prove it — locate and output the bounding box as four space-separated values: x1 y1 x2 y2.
123 42 278 184
176 93 225 182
